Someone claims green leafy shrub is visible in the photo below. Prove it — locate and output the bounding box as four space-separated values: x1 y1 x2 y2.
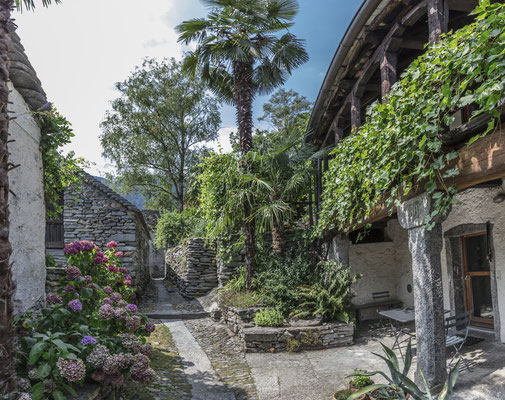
155 207 206 248
220 291 263 309
317 1 505 235
16 241 156 399
254 308 284 327
291 261 361 323
286 338 301 353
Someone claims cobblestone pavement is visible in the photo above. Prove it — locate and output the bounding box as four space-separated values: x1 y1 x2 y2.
185 318 259 400
122 323 192 399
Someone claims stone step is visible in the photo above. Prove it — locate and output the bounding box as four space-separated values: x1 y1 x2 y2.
147 311 210 320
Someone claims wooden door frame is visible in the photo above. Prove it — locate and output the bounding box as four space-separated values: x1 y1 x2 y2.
461 231 494 328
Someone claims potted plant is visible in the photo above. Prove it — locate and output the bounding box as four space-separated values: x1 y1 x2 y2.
332 370 374 400
347 341 460 400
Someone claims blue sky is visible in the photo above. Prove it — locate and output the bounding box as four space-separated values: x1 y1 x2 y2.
15 0 361 174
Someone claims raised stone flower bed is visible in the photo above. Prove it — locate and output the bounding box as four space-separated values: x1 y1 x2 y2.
220 305 354 353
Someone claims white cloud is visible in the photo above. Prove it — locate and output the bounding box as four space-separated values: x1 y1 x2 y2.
14 0 205 175
208 127 235 153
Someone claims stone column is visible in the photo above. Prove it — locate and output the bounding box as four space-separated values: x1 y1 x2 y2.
398 193 447 387
328 233 350 269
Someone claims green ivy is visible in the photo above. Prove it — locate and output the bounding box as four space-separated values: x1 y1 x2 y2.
37 108 85 219
317 1 505 235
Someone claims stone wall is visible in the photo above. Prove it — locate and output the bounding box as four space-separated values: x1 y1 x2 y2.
165 238 218 298
61 174 150 291
46 267 65 294
220 306 354 353
243 322 354 353
347 220 414 308
9 84 46 313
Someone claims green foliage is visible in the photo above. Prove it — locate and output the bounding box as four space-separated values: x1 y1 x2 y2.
223 266 248 294
286 337 300 353
350 369 373 389
38 108 85 219
253 308 284 327
291 261 361 323
155 208 206 248
100 58 221 211
16 242 153 399
347 341 459 400
317 2 505 235
220 291 263 309
259 88 312 134
255 234 317 314
14 0 61 12
177 0 308 104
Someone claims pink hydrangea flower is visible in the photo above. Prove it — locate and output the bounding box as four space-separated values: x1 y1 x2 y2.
107 241 118 249
115 251 124 257
108 264 117 272
124 280 132 286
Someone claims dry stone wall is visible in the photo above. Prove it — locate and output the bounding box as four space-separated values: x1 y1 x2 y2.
57 174 151 292
165 238 218 298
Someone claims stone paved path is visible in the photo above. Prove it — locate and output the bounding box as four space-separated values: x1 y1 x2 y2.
164 320 237 400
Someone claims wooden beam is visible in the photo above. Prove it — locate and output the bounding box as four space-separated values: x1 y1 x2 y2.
335 116 345 145
447 0 478 12
380 49 397 98
428 0 449 44
401 39 427 50
351 92 361 131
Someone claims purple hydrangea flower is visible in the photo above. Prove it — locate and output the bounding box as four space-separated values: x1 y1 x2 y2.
102 297 113 305
108 264 117 272
63 284 75 293
125 304 138 313
119 267 128 274
126 316 141 331
46 293 62 305
144 322 156 333
80 240 95 252
114 307 128 320
110 292 122 303
107 241 118 249
103 286 113 295
81 335 97 345
84 275 92 281
98 304 114 320
130 292 137 300
68 299 82 312
65 265 82 281
56 358 86 382
124 274 132 281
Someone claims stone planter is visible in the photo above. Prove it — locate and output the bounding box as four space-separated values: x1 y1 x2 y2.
220 305 354 353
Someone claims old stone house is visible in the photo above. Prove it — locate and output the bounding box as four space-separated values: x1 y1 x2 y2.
308 0 505 387
46 172 151 291
9 32 47 312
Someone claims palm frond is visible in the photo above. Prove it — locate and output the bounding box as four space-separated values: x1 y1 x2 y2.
16 0 61 11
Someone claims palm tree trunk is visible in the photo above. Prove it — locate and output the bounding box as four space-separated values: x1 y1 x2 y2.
233 61 255 290
0 0 14 394
271 216 284 255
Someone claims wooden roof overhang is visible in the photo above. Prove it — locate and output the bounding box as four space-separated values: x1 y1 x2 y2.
307 0 505 235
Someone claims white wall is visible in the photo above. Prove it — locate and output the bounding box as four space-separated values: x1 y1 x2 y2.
441 185 505 341
348 220 414 307
9 83 46 312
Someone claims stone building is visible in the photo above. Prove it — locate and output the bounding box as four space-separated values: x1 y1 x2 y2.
46 172 151 291
9 32 47 312
307 0 505 387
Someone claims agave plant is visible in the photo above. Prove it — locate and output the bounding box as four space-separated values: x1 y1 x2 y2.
348 341 459 400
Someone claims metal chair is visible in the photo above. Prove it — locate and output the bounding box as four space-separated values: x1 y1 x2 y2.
373 291 390 329
445 310 473 371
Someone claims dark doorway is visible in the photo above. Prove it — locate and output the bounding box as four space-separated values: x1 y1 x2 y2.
462 232 494 328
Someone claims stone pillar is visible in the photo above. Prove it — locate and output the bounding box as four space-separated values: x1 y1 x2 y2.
398 193 447 387
328 233 350 269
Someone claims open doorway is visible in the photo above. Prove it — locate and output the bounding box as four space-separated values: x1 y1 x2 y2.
462 232 494 328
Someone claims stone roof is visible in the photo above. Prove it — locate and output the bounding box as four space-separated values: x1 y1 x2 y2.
81 171 152 240
9 31 47 110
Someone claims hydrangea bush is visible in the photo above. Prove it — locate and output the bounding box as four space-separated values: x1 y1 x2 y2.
15 241 156 400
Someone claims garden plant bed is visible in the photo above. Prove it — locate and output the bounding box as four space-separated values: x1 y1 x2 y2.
221 305 354 353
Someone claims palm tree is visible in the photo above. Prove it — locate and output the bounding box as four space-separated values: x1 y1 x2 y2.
0 0 60 394
177 0 308 289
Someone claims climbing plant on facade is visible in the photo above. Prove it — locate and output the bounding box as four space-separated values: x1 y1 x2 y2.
316 1 505 236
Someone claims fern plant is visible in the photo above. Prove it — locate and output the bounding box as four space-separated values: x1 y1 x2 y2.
291 261 361 323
